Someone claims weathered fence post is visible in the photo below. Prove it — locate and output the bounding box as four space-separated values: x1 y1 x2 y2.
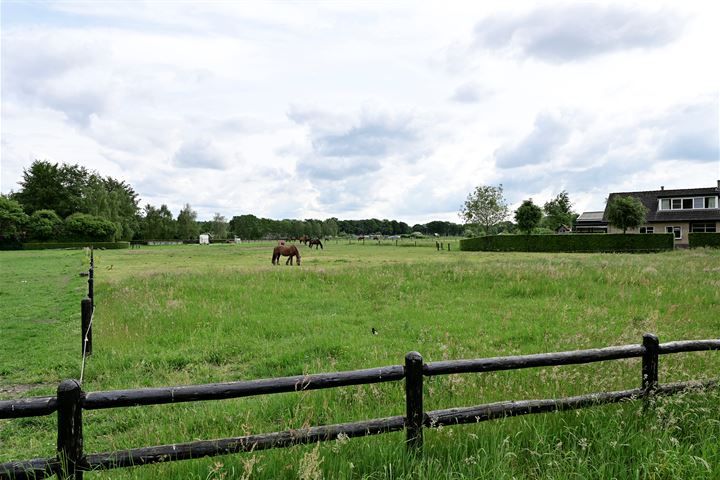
642 333 659 394
81 298 92 356
87 266 94 307
447 243 450 251
57 380 84 480
436 242 440 251
405 351 424 452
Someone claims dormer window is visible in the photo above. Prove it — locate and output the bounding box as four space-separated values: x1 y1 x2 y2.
659 196 719 210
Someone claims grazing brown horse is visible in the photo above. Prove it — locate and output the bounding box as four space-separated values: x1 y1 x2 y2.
272 245 301 265
308 238 323 249
298 234 310 245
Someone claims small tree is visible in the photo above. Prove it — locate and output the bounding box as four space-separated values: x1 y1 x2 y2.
64 213 120 241
543 191 575 231
606 196 648 233
460 184 509 235
27 209 63 240
176 204 199 240
515 199 543 234
0 195 29 241
210 213 228 239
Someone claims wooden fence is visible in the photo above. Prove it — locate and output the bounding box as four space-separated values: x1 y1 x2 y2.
1 334 718 479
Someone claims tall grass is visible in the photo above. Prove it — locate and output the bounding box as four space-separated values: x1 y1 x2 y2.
1 244 719 478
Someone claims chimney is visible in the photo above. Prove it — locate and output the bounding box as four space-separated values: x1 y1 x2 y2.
717 180 720 191
660 186 664 190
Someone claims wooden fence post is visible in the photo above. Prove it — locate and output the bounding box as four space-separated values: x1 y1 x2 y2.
405 351 424 452
57 380 84 480
642 333 659 394
81 298 93 356
447 243 450 251
88 266 94 307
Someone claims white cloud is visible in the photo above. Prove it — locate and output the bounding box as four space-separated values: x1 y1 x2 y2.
1 1 718 222
472 4 685 63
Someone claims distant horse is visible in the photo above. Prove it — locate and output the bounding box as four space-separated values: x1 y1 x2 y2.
298 234 311 245
357 235 365 241
308 238 323 250
272 245 301 265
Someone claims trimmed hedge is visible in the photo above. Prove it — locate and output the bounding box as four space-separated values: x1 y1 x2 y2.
459 233 674 253
21 241 130 250
689 232 720 249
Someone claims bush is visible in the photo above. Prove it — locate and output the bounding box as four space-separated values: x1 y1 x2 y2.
64 213 120 242
27 209 63 240
459 233 674 253
689 233 720 248
22 242 130 250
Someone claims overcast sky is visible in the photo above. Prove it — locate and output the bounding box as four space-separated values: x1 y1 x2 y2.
1 1 718 223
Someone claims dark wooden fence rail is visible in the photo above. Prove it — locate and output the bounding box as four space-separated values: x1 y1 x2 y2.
1 335 718 480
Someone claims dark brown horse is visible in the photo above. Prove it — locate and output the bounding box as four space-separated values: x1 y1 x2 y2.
308 238 323 249
272 245 301 265
298 234 310 245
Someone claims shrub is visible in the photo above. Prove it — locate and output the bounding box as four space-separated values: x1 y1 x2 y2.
459 233 674 253
64 213 120 242
22 241 130 250
27 209 63 240
689 233 720 248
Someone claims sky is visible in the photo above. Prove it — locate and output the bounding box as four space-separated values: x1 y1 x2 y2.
1 0 719 223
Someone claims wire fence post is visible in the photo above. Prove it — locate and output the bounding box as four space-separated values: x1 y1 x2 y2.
57 380 84 480
88 267 94 307
642 333 659 394
405 351 424 453
81 298 93 356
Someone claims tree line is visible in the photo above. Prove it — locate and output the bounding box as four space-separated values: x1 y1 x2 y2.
1 160 469 244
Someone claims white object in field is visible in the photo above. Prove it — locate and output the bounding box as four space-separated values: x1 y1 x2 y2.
199 234 210 245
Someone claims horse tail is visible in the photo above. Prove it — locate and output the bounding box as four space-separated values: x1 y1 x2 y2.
319 240 323 249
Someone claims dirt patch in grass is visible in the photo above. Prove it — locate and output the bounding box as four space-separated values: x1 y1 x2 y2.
0 383 53 397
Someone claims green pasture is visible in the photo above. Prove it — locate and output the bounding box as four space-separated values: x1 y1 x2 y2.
1 242 719 479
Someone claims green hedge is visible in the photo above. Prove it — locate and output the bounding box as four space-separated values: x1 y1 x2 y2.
689 233 720 248
459 234 674 253
21 241 130 250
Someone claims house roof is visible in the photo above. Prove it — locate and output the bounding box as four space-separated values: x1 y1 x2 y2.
603 184 720 223
577 211 605 222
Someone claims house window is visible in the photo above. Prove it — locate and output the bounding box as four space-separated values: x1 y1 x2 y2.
659 196 718 210
691 223 717 233
665 226 682 239
639 227 654 234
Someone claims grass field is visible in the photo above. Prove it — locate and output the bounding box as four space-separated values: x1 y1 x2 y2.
1 242 719 479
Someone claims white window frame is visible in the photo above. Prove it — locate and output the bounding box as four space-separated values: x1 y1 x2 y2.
639 226 654 234
658 196 719 211
665 226 682 240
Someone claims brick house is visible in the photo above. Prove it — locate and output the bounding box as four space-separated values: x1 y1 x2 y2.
602 181 720 246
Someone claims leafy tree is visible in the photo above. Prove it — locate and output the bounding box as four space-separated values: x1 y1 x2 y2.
0 195 29 240
27 210 63 240
606 196 648 233
83 175 139 240
64 213 119 241
12 160 88 218
229 214 261 239
210 213 228 239
322 218 339 237
515 199 543 234
543 191 575 231
176 204 199 239
460 184 509 235
141 204 176 240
